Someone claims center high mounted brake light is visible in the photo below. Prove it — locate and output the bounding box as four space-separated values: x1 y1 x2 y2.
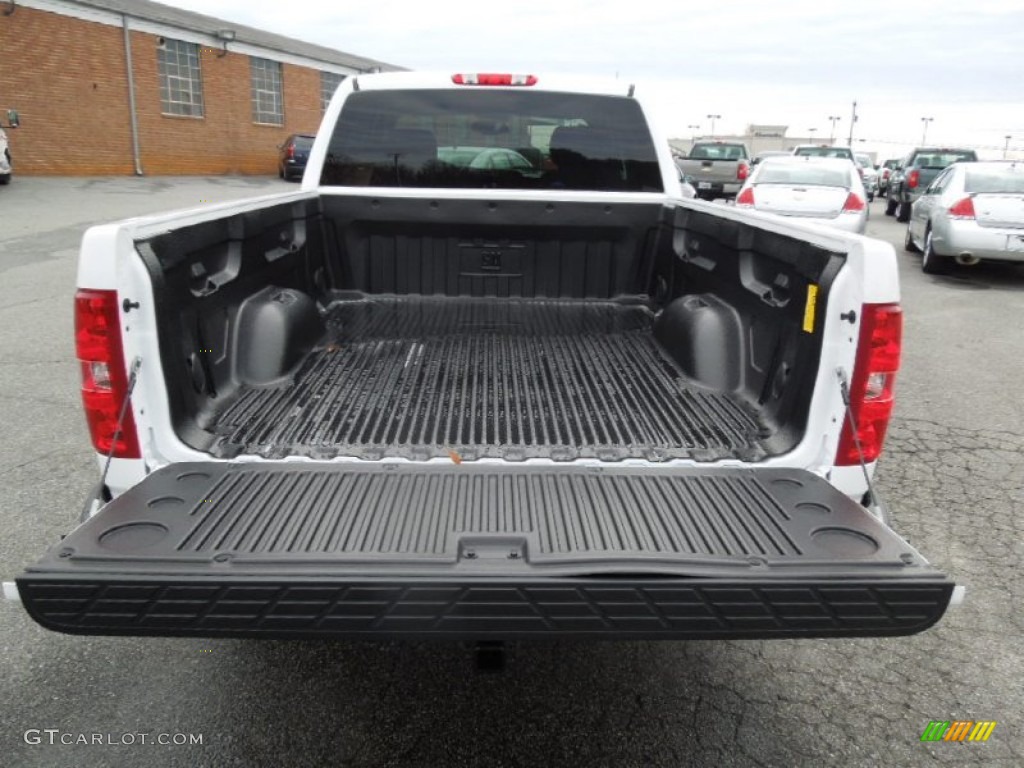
452 73 538 86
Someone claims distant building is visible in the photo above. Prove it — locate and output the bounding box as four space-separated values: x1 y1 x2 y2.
0 0 402 176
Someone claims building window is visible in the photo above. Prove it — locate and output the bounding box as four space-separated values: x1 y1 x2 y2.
157 39 204 117
320 71 346 111
250 57 284 125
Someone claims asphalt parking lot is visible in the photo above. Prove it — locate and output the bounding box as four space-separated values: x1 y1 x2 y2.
1 177 1022 767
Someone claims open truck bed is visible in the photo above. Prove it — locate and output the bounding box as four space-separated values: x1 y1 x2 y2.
141 196 834 465
207 296 769 462
22 192 953 643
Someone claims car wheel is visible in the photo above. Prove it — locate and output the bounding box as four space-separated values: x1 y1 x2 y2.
0 173 10 186
896 201 911 223
921 230 948 275
904 225 919 253
885 196 897 216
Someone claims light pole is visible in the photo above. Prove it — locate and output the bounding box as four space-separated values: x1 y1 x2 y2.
920 117 934 145
808 127 818 143
1005 135 1012 159
847 100 858 147
707 114 721 139
827 115 841 145
688 124 701 140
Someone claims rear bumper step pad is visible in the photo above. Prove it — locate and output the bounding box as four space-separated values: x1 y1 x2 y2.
19 577 952 640
18 463 953 639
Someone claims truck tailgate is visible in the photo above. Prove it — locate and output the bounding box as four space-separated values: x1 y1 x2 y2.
18 463 953 640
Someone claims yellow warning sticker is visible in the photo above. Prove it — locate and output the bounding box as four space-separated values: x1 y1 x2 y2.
803 284 819 333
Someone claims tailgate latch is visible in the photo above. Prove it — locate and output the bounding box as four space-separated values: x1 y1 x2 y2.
457 535 528 564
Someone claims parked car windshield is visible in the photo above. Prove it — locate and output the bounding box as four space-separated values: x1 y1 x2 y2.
321 89 663 191
688 143 748 160
293 136 315 150
913 150 976 168
965 167 1024 194
755 164 850 188
794 146 854 159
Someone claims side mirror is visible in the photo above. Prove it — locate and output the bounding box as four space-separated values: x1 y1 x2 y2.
6 109 19 128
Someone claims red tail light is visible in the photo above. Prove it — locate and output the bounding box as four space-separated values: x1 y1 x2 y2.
736 187 755 207
287 145 295 159
737 161 749 181
75 289 140 458
907 170 920 189
842 192 865 212
835 303 902 466
452 73 537 86
948 196 976 219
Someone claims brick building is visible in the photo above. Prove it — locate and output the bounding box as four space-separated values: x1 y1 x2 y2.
0 0 401 176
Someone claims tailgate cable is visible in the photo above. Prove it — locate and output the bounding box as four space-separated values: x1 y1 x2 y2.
84 357 142 522
836 368 890 524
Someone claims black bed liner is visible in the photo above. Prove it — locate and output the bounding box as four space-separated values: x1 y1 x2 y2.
18 463 953 639
207 297 769 462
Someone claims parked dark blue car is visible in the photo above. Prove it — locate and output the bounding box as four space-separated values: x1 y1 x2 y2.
278 133 315 181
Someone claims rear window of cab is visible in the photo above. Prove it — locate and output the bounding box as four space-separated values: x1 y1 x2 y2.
688 144 747 160
321 89 663 192
912 150 977 167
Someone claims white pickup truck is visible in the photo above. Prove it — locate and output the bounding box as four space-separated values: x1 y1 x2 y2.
15 73 956 643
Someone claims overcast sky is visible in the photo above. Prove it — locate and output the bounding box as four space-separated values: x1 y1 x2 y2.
170 0 1024 159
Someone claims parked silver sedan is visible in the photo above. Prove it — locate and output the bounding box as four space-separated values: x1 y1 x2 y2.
735 156 869 233
906 161 1024 274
